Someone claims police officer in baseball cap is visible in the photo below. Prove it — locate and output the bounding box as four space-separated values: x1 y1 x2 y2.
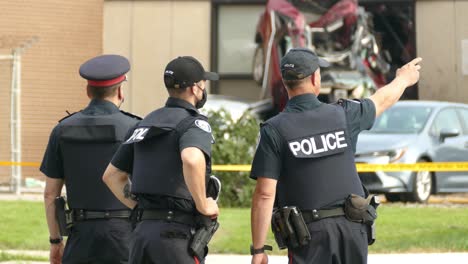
41 54 141 263
104 56 220 263
250 48 422 264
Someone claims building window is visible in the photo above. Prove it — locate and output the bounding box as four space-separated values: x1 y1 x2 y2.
217 5 264 75
211 0 266 98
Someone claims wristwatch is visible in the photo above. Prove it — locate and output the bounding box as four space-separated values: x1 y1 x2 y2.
250 245 272 255
49 237 63 244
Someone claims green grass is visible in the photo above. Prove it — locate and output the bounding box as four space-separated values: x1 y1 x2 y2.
0 201 467 255
0 201 50 250
0 252 47 262
211 204 468 254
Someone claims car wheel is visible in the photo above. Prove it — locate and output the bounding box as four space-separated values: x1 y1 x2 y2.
252 44 264 85
406 159 433 203
384 193 402 202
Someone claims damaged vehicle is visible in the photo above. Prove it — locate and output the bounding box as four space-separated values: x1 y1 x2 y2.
253 0 391 110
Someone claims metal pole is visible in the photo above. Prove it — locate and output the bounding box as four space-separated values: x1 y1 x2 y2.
15 51 22 195
260 11 276 99
10 50 22 195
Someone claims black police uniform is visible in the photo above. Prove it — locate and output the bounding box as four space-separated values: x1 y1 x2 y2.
111 97 214 264
251 94 376 264
40 99 141 264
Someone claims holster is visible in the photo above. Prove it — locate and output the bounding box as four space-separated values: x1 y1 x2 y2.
343 194 380 245
189 216 219 261
54 196 73 236
271 206 311 249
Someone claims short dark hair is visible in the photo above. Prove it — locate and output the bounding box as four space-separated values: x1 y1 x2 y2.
87 83 120 99
283 76 309 89
166 86 188 97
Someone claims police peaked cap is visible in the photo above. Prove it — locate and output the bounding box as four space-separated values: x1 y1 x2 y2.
79 54 130 87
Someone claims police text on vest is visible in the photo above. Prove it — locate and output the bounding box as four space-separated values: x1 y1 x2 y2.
125 127 149 143
288 131 347 157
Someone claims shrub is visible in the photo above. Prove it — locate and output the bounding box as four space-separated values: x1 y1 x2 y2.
207 109 260 207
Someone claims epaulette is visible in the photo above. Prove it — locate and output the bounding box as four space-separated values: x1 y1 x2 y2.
58 111 79 123
120 110 143 120
336 98 362 107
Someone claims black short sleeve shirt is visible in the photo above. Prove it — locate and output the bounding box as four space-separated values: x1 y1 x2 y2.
40 126 64 179
111 98 213 173
250 95 376 180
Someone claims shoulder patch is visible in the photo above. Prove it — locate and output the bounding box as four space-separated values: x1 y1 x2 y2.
120 110 142 120
58 111 79 123
194 119 212 133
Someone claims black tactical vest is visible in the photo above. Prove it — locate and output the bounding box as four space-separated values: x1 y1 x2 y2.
267 103 364 210
58 111 140 210
127 107 211 201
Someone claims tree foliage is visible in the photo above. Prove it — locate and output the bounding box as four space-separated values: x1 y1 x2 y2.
207 109 260 207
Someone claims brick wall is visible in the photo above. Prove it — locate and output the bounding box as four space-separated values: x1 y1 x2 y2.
0 0 103 185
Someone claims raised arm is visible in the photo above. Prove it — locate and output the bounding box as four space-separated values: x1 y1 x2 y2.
370 57 422 117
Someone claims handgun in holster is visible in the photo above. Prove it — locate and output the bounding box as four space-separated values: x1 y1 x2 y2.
189 216 219 261
271 206 311 249
189 175 221 260
54 196 73 236
345 193 380 245
367 195 380 245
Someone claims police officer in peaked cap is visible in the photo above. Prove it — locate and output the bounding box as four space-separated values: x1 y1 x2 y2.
250 48 422 264
41 54 141 264
103 56 220 264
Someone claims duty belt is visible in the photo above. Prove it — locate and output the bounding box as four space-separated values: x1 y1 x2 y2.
72 209 131 221
301 207 345 223
136 209 196 226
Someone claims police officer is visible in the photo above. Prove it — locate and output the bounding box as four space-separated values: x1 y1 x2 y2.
250 48 422 264
41 54 141 264
103 56 219 264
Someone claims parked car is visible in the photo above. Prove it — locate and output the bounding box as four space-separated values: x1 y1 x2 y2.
355 101 468 203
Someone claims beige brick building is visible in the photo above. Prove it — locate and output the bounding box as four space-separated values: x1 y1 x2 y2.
0 0 102 186
1 0 468 191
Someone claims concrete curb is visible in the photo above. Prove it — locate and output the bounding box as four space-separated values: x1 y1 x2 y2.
2 250 468 264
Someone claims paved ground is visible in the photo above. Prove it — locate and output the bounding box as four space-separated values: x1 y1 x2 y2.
1 252 468 264
207 253 468 264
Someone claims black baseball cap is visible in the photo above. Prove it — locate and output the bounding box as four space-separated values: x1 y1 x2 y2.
280 48 330 80
164 56 219 89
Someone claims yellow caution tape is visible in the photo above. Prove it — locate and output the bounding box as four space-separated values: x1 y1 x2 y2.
212 162 468 172
355 162 468 172
0 161 41 167
212 164 252 172
2 161 468 172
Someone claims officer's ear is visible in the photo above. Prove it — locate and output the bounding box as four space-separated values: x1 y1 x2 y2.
310 74 316 87
117 85 123 100
189 84 198 96
86 85 92 99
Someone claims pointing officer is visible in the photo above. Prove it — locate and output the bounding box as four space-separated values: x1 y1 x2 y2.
103 56 219 264
250 48 421 264
41 55 141 264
